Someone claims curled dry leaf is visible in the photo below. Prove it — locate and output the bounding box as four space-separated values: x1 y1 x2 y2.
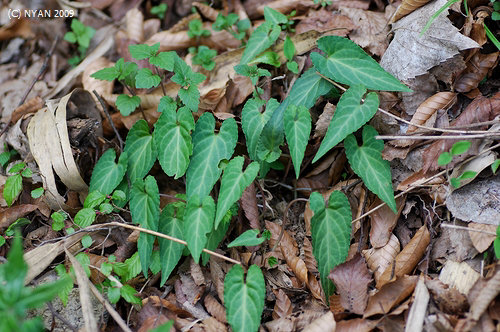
390 0 433 23
145 29 193 51
313 102 336 139
369 196 405 249
467 223 497 253
439 260 480 296
303 237 318 274
377 225 430 288
454 52 499 93
302 311 336 332
289 256 309 285
273 289 293 320
169 13 202 33
364 275 418 317
363 234 400 282
307 272 326 303
193 2 219 21
241 182 260 229
209 256 227 304
329 254 372 315
406 92 457 133
266 220 299 259
204 293 227 323
143 19 161 41
125 8 144 42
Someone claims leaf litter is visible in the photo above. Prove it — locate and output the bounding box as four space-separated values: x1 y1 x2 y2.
1 0 500 331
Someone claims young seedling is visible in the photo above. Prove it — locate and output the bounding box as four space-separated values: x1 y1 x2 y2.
64 19 95 66
189 45 217 71
188 19 211 39
150 3 167 19
212 13 250 42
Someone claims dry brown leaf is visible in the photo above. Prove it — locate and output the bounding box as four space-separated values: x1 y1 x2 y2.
363 233 400 282
455 52 499 93
329 254 372 315
82 56 114 103
266 220 299 259
0 18 33 40
0 204 38 231
256 0 315 15
204 294 227 323
314 102 336 139
330 0 370 10
272 289 293 320
339 7 390 57
425 277 469 314
295 10 354 36
241 182 260 229
307 272 326 303
306 150 338 177
364 275 418 317
377 225 430 288
302 311 336 332
193 2 219 21
467 223 497 253
202 317 227 332
10 97 44 124
190 259 205 286
336 318 380 332
289 256 309 285
209 256 226 304
369 196 405 248
391 0 432 23
125 8 144 42
303 237 318 274
407 92 457 133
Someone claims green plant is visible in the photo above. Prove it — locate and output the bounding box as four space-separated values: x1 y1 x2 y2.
494 226 500 259
189 45 217 70
313 0 332 7
212 13 250 41
2 162 33 207
187 19 211 39
284 36 298 73
150 3 167 19
0 232 66 331
64 19 95 66
492 0 500 20
438 140 478 188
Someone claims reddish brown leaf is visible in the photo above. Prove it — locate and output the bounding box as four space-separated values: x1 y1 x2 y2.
295 10 354 36
265 220 299 259
364 275 418 317
377 225 430 288
204 294 227 323
0 204 38 231
425 278 469 314
241 182 260 229
455 52 499 93
272 289 293 320
329 254 372 315
303 237 318 274
369 196 405 248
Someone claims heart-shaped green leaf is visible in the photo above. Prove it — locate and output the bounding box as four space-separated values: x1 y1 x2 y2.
216 157 259 228
240 21 281 64
115 94 141 116
184 195 215 263
150 51 175 71
228 229 266 248
314 85 379 162
224 264 265 332
311 36 411 92
284 105 311 178
129 176 160 275
344 125 397 213
124 119 157 182
158 203 185 286
129 43 159 60
310 191 352 301
154 106 194 179
135 68 161 89
89 149 127 195
186 113 238 199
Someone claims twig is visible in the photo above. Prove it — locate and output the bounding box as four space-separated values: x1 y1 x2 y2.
315 72 491 135
93 90 124 151
376 133 500 140
154 67 167 97
440 223 497 236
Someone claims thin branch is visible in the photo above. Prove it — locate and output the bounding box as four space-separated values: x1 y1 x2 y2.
154 66 167 97
376 133 500 140
440 223 497 236
93 90 124 151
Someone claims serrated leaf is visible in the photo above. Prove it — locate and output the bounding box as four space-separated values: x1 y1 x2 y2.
216 157 259 228
186 113 238 199
157 95 177 113
135 68 161 89
228 229 266 247
149 51 176 71
124 119 157 182
158 204 185 286
74 208 96 228
344 125 397 212
284 36 295 61
184 195 215 263
310 191 352 301
154 106 194 178
224 264 265 332
242 98 277 160
257 68 333 163
314 85 379 162
83 191 107 209
284 105 311 178
89 149 128 195
3 174 22 207
240 21 281 64
178 85 201 112
120 284 141 304
116 59 138 81
129 43 160 60
116 94 141 116
264 6 288 24
311 36 411 92
129 176 160 275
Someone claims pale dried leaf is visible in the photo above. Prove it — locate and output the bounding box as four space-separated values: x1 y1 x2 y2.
468 265 500 324
364 275 418 317
329 254 372 315
202 317 228 332
380 0 479 82
448 150 497 189
314 102 335 139
439 260 480 296
340 7 390 57
126 8 144 42
82 56 114 108
377 225 430 288
169 13 201 33
468 223 497 253
241 182 260 229
330 0 370 10
302 311 336 332
362 233 400 282
289 256 308 285
204 294 227 323
190 259 205 286
209 256 226 304
272 289 293 320
405 276 429 332
265 220 299 259
369 196 405 248
256 0 315 15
